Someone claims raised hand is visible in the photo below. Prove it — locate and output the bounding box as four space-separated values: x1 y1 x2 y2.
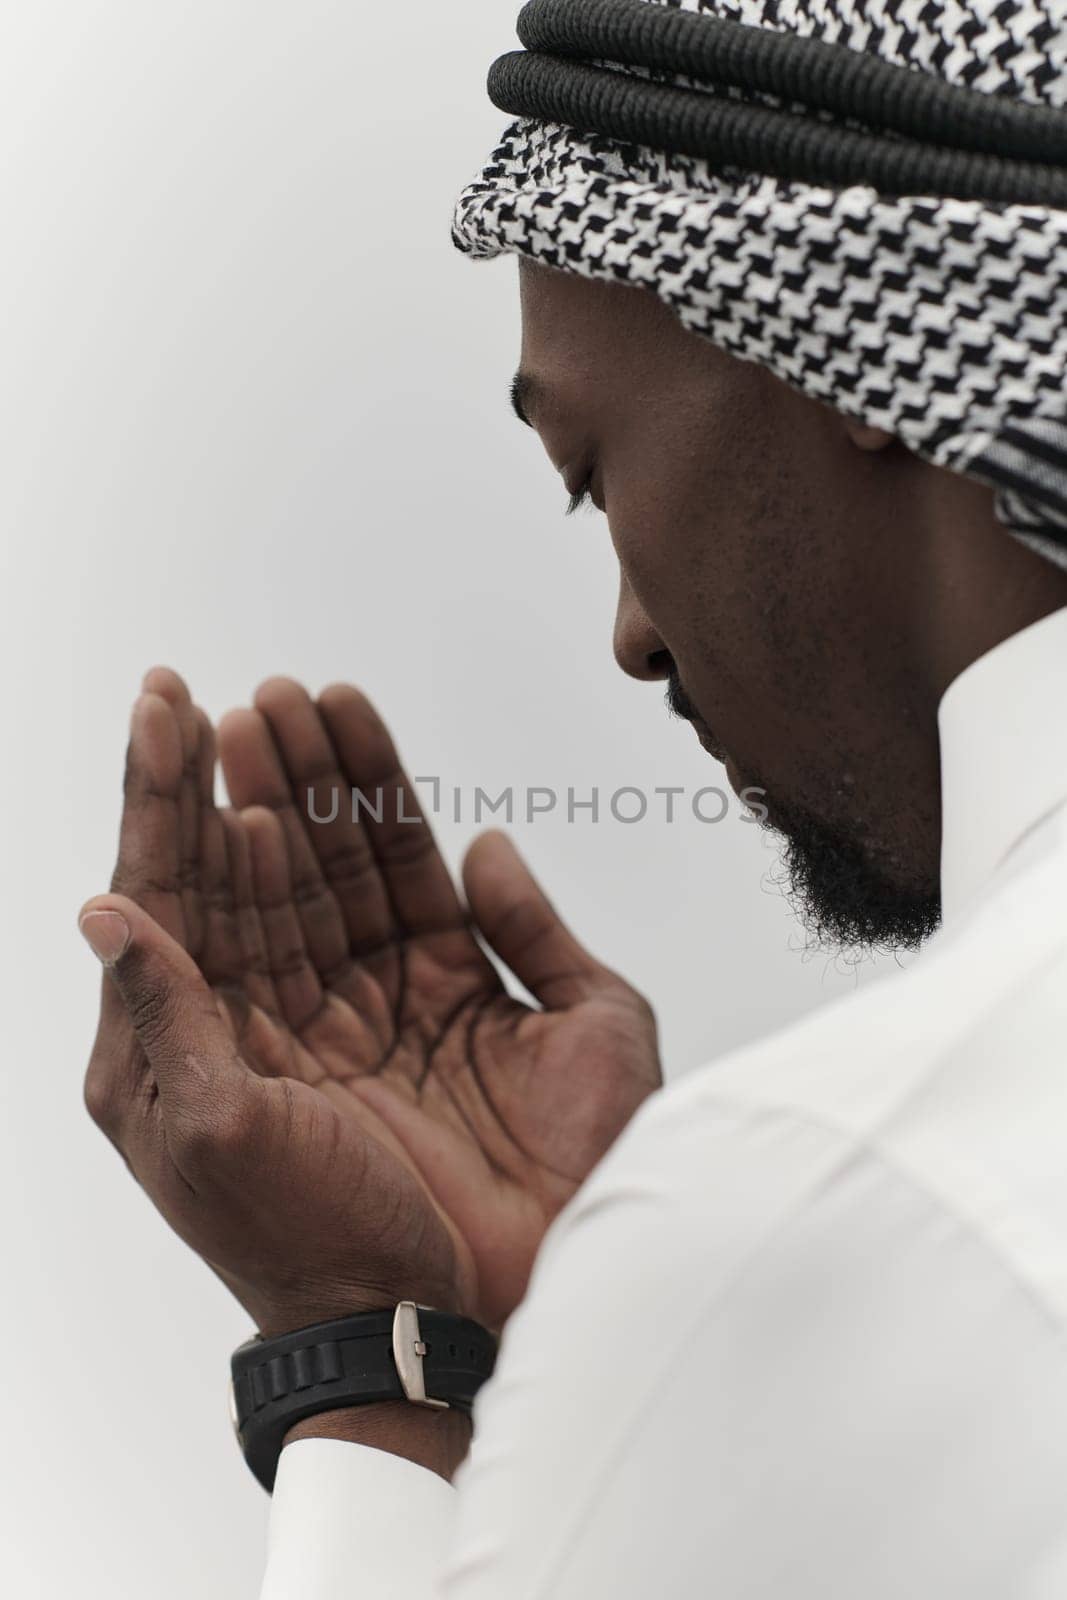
82 670 661 1337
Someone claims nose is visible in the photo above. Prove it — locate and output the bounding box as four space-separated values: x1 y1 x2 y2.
613 570 671 683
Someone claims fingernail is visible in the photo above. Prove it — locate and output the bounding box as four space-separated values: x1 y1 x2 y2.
79 910 131 965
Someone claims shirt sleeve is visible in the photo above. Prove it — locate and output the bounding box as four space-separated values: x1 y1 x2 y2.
261 1439 455 1599
258 1082 1067 1600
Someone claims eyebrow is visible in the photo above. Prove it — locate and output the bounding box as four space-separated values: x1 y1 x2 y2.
510 370 535 428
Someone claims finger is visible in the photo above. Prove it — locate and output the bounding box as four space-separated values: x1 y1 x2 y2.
462 831 611 1010
91 684 193 1125
141 665 193 702
136 670 242 983
316 684 469 941
78 893 257 1148
243 805 326 1034
140 666 203 950
110 693 187 944
221 808 281 1019
192 711 247 984
83 963 151 1152
217 701 349 979
241 679 397 961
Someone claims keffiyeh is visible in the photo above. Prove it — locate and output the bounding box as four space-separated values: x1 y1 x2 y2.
452 0 1067 568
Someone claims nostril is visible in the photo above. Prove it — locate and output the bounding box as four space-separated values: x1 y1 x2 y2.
613 612 672 682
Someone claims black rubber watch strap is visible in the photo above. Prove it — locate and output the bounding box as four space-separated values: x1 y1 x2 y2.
230 1304 496 1492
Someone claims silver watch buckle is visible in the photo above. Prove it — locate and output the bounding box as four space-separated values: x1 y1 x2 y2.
392 1302 450 1410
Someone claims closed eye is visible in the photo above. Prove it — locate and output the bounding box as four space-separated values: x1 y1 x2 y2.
566 477 595 516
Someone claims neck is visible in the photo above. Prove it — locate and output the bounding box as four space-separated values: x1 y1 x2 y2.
938 604 1067 921
910 470 1067 706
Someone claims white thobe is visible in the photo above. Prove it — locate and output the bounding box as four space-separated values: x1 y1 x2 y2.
262 607 1067 1600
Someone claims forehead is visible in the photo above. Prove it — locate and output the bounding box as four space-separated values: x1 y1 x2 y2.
516 257 762 425
518 257 675 359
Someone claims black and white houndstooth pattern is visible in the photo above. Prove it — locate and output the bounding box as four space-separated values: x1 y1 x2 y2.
453 0 1067 566
690 0 1067 105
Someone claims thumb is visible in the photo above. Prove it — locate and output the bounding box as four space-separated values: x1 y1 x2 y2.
462 831 612 1010
79 893 249 1121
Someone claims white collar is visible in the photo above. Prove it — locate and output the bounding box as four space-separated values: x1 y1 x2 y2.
938 605 1067 924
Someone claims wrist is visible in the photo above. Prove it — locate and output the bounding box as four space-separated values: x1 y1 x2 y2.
284 1402 473 1481
233 1303 492 1490
253 1294 417 1340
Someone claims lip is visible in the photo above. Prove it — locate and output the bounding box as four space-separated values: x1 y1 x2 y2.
691 722 742 797
693 723 727 764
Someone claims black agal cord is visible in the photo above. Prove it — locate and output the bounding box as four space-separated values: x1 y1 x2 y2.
487 0 1067 204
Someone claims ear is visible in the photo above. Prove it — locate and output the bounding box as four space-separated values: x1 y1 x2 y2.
843 417 895 452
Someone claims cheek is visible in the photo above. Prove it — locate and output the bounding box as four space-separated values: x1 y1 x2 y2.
604 443 845 757
605 454 754 672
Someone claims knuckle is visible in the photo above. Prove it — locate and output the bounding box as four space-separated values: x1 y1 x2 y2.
202 882 236 918
321 840 377 893
612 974 653 1015
290 874 330 912
83 1022 134 1135
110 862 181 900
493 895 548 957
266 945 311 982
83 1066 118 1132
121 747 140 798
632 991 658 1029
382 820 435 868
123 977 177 1052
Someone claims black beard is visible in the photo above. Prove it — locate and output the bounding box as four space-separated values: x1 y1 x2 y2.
665 671 941 953
755 786 942 954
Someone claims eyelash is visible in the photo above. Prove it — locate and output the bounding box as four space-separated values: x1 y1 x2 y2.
566 477 595 516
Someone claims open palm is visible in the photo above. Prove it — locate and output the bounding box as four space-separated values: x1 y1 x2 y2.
88 669 661 1336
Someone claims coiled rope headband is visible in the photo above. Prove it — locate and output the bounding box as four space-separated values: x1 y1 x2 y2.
452 0 1067 568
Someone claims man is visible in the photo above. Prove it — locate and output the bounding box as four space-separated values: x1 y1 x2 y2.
80 1 1067 1594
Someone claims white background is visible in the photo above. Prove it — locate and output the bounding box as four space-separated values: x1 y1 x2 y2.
0 5 900 1594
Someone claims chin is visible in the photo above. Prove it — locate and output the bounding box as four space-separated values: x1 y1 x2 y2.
748 782 942 954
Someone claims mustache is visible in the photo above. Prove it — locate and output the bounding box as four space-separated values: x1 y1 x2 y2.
665 668 701 726
666 668 729 765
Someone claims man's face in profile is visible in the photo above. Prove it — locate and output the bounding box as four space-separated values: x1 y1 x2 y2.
513 258 950 952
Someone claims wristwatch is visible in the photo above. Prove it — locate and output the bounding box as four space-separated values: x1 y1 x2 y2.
229 1302 497 1491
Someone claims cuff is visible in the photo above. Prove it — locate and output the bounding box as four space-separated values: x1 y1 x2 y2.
260 1438 456 1600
